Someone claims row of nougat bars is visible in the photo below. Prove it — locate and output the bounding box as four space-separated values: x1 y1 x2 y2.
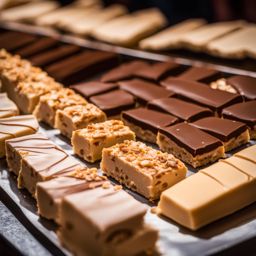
0 92 39 157
5 132 158 256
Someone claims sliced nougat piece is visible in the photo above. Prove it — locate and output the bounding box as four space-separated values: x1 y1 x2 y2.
36 167 107 222
55 104 106 138
234 144 256 164
58 185 158 256
101 140 187 200
72 120 135 163
157 123 225 168
18 147 82 196
0 115 38 158
0 93 19 118
33 88 87 127
158 160 256 230
5 133 55 175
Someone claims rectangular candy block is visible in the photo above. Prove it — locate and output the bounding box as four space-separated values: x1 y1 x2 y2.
72 120 135 163
0 93 19 118
101 140 187 200
55 104 106 138
158 153 256 230
58 185 158 256
157 123 225 168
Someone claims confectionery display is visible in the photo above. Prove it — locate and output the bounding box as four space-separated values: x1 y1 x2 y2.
0 115 38 157
157 123 225 168
101 140 187 199
0 7 256 254
72 120 135 162
55 104 106 138
158 145 256 230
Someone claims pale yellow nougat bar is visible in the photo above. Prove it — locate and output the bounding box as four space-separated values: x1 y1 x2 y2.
158 150 256 230
33 88 87 127
55 104 106 138
72 120 135 163
101 140 187 200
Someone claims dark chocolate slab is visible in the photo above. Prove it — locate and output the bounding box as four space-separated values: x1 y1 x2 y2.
134 62 181 81
222 101 256 130
191 117 247 142
45 51 118 84
89 89 135 116
226 75 256 100
122 108 178 134
119 79 174 104
70 81 118 98
16 37 59 58
161 78 242 113
30 45 81 67
159 123 222 156
0 31 36 51
177 66 221 83
100 60 149 83
148 97 213 122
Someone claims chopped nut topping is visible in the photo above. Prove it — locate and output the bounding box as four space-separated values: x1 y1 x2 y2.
102 181 111 189
67 167 107 182
114 185 123 191
210 79 237 94
104 140 184 176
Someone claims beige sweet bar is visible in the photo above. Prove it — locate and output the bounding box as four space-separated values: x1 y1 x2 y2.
55 104 106 138
72 120 135 163
101 140 187 200
58 185 158 256
0 115 38 158
158 145 256 230
33 88 87 127
0 93 19 118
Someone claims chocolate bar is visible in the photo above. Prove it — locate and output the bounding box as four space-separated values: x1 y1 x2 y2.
148 97 213 122
222 101 256 139
191 117 249 152
122 108 178 143
158 148 256 230
89 89 135 117
161 78 242 114
16 37 59 58
119 79 174 104
70 81 118 98
30 45 81 67
45 51 118 84
157 123 225 168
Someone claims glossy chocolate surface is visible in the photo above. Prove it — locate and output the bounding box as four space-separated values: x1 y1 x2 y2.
192 117 247 142
122 108 178 133
119 79 174 104
161 78 242 113
71 81 118 98
159 123 222 156
89 89 135 116
148 97 213 122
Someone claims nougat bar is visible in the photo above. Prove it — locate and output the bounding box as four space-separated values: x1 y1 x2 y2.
122 108 178 143
55 104 106 138
0 115 38 158
158 156 256 230
234 144 256 164
222 101 256 139
148 97 213 122
36 167 107 222
33 88 87 127
0 93 19 118
72 120 135 163
161 78 242 114
157 123 225 168
89 89 135 117
6 133 56 175
192 117 249 152
18 146 82 196
58 185 158 256
101 140 187 200
119 79 174 105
